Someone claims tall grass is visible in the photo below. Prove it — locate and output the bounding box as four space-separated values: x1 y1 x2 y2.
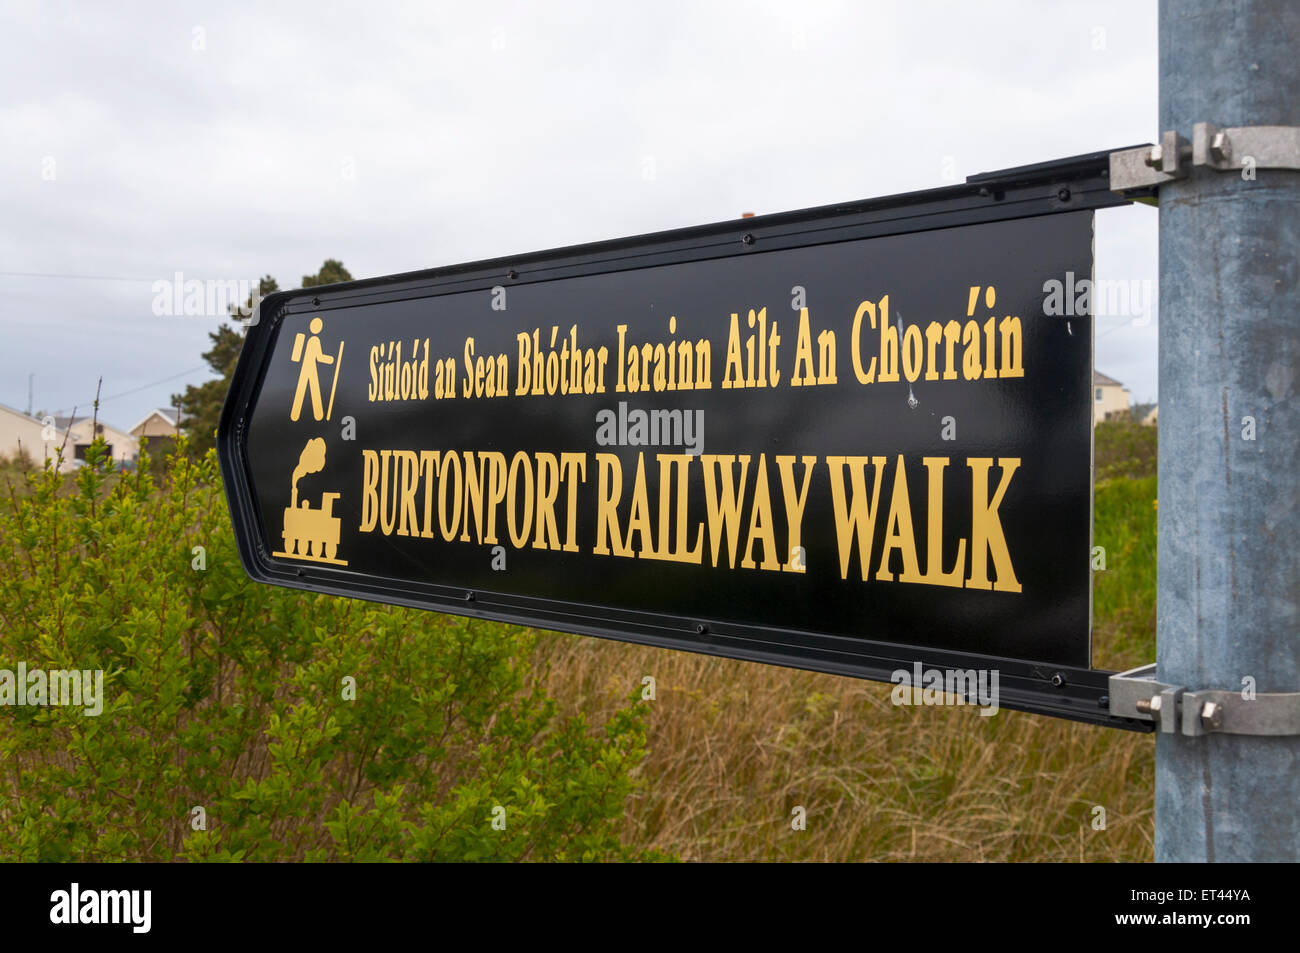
531 426 1158 861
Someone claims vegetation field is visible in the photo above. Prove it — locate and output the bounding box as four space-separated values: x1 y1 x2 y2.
530 421 1159 861
0 422 1157 861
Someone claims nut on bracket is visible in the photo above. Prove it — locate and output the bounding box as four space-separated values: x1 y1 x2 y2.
1110 663 1300 737
1109 132 1189 200
1192 121 1300 172
1113 122 1300 199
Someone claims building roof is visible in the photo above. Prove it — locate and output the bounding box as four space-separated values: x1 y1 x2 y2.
51 414 133 438
127 408 178 434
1093 369 1124 387
0 401 48 426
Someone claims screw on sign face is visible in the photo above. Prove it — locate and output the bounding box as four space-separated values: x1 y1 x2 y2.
290 317 345 422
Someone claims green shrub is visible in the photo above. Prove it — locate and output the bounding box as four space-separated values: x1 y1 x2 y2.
0 448 36 475
0 439 660 862
1094 420 1158 481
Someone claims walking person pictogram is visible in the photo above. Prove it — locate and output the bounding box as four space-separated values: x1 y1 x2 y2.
290 317 345 422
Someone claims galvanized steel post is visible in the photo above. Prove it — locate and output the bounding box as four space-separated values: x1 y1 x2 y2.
1156 0 1300 861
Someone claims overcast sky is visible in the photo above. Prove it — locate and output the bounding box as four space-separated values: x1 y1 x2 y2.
1 0 1159 430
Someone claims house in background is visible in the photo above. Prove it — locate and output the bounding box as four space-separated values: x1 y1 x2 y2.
0 402 69 469
129 408 180 453
1142 405 1159 426
54 415 137 466
1093 370 1132 424
3 402 146 472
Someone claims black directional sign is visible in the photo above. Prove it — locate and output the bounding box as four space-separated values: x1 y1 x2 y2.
219 149 1152 729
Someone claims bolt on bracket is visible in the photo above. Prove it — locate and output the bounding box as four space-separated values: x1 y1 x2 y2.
1110 123 1300 199
1191 121 1300 172
1109 663 1300 737
1108 132 1189 201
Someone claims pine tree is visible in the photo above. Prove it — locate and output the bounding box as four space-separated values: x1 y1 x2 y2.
302 259 353 288
172 261 353 453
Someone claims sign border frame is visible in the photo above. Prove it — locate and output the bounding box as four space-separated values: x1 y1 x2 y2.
219 147 1154 731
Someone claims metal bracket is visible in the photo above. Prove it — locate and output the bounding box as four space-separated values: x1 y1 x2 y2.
1110 123 1300 199
1109 663 1300 737
1108 131 1189 199
1191 121 1300 172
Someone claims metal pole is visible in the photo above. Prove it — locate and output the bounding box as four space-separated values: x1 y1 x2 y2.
1156 0 1300 861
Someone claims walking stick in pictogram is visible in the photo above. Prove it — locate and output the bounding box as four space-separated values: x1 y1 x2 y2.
325 341 344 422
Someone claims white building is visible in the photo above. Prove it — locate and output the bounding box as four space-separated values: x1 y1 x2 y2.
1093 370 1132 424
129 408 180 452
53 415 138 466
1 402 145 472
0 402 71 470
